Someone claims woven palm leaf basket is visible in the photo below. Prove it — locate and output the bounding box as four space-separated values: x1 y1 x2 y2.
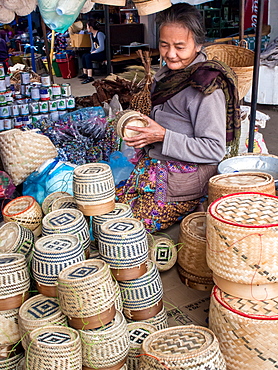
204 43 254 100
0 253 30 311
138 325 226 369
0 307 20 349
148 235 177 272
208 172 275 204
80 310 130 370
127 322 157 370
134 0 171 16
57 259 116 330
115 110 148 139
51 195 77 211
178 212 213 290
118 260 163 320
0 222 34 261
210 285 278 370
32 234 85 297
92 203 133 245
42 191 71 215
0 353 23 370
126 305 168 331
73 163 115 216
18 294 67 351
0 129 57 186
98 218 148 281
3 196 43 236
25 325 82 370
207 192 278 300
42 208 91 258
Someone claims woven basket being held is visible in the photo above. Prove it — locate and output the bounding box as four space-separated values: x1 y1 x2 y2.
138 325 226 369
210 286 278 370
126 305 168 331
204 43 254 100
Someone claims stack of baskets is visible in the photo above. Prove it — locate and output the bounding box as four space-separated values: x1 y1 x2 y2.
207 192 278 369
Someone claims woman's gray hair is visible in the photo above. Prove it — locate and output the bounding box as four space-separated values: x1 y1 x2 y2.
156 3 206 46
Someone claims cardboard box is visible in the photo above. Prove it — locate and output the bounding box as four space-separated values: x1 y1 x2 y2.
70 34 91 48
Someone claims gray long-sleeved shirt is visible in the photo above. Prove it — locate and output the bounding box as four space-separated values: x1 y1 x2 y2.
147 52 226 165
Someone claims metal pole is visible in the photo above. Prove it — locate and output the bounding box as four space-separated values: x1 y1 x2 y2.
247 0 264 152
239 0 245 42
104 5 112 74
28 13 36 72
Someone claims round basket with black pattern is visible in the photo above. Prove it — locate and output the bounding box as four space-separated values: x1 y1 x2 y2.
51 195 78 212
148 235 177 272
126 305 168 331
0 253 30 311
99 218 148 281
32 234 85 297
18 294 68 351
42 191 71 215
0 353 23 370
57 259 116 330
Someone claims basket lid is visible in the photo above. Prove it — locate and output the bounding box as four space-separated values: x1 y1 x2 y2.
58 259 107 282
73 163 112 178
100 217 145 236
51 196 77 211
0 222 22 252
42 192 71 215
209 192 278 227
34 234 81 255
213 285 278 320
180 212 206 240
3 196 40 217
19 294 63 322
42 208 84 229
127 322 157 348
29 325 79 347
209 172 274 188
94 203 132 223
0 253 26 268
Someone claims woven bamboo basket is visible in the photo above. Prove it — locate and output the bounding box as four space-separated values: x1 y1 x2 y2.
178 212 213 289
18 294 67 351
148 235 177 272
0 253 30 311
42 191 71 215
0 129 57 186
138 325 226 369
210 286 278 370
134 0 172 16
127 322 157 370
26 325 82 370
3 196 43 236
204 43 254 100
42 208 91 256
73 163 115 216
57 259 116 330
32 234 85 297
0 222 34 261
92 203 133 245
207 192 278 297
80 310 129 369
0 353 23 369
126 305 168 331
51 196 77 211
119 260 163 320
98 218 148 281
114 280 123 312
0 307 20 346
115 110 148 139
208 172 275 204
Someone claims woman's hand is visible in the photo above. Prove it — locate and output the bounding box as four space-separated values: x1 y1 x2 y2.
123 115 166 149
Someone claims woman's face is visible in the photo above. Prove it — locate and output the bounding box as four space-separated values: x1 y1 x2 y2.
159 23 200 70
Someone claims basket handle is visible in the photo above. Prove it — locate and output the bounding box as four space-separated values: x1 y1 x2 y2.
239 39 248 48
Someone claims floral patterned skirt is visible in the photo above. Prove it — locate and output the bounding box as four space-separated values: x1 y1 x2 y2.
116 156 201 233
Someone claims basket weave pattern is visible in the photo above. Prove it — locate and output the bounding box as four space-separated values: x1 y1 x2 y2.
0 222 34 259
42 192 71 215
51 196 77 211
0 307 20 346
0 353 23 369
126 305 168 331
148 236 177 272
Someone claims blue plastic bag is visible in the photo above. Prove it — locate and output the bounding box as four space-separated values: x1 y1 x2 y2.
101 151 134 186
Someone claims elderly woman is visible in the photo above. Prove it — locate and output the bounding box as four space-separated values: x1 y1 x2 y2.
116 3 240 233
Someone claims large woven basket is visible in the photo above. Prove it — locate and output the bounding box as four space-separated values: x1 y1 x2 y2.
0 307 20 347
134 0 171 16
32 234 85 297
148 235 177 272
127 322 157 370
208 172 275 204
0 222 34 261
0 353 23 370
138 325 226 369
98 218 148 281
42 208 91 256
93 203 133 245
18 294 67 351
207 192 278 296
0 129 57 186
25 325 82 370
80 310 130 370
57 259 116 330
204 43 254 100
210 286 278 370
126 305 168 331
119 260 163 320
3 196 43 236
178 212 213 285
0 253 30 310
73 163 115 216
42 191 71 215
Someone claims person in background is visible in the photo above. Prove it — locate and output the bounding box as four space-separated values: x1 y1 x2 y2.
79 20 106 84
0 31 9 74
116 3 240 233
